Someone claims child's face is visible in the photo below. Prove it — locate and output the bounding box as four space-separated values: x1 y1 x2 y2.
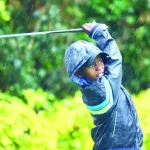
76 56 105 80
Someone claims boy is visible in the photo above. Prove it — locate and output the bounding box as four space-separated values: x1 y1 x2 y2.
64 21 143 150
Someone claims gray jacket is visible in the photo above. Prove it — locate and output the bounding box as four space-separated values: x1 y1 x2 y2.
65 23 143 150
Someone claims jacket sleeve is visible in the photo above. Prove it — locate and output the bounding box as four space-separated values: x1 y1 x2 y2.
80 76 113 115
89 23 122 103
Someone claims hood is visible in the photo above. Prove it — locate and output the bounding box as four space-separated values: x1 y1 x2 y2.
64 40 110 78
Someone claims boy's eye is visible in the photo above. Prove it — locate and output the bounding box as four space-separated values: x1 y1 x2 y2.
85 58 103 68
98 59 103 64
89 65 94 68
88 59 103 68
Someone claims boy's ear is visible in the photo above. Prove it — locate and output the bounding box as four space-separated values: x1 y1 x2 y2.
75 71 83 77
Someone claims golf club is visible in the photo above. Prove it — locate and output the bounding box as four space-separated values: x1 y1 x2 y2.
0 28 84 38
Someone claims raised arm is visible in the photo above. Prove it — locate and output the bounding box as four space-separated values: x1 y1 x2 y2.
82 22 122 102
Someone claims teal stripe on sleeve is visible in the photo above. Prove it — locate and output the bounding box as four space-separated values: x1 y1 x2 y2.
85 98 109 111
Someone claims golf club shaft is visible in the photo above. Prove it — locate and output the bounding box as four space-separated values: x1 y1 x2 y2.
0 28 84 38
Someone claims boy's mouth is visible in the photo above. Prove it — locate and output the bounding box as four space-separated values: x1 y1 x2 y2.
97 72 104 78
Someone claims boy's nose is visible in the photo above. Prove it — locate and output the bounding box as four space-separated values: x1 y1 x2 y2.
95 64 102 71
96 66 102 71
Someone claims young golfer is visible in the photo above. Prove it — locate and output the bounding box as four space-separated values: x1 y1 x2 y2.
64 21 143 150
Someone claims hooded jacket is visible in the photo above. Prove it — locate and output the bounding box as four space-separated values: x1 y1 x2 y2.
65 24 143 150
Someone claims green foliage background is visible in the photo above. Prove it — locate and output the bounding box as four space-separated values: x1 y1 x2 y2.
0 90 93 150
0 0 150 149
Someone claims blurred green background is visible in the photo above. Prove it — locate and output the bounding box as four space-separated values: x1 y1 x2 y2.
0 0 150 149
